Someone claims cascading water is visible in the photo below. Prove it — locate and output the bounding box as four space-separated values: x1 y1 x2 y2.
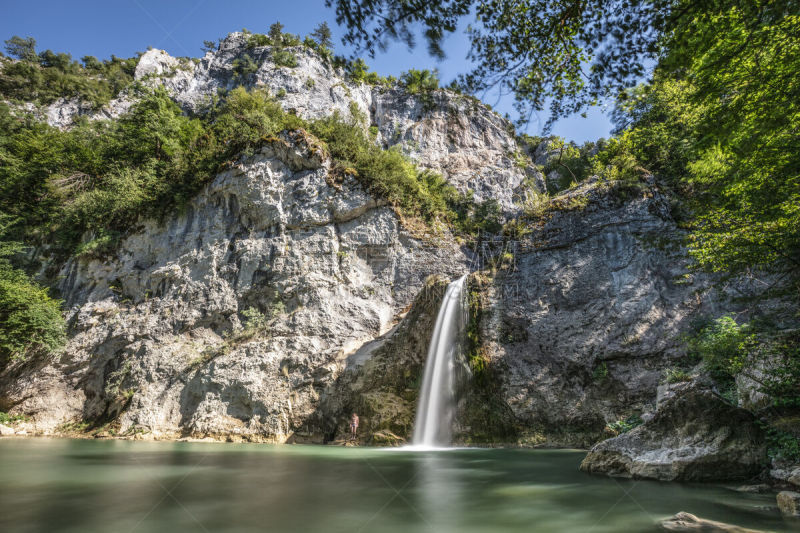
412 274 468 448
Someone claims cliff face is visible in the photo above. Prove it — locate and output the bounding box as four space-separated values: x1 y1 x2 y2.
0 35 742 447
3 130 466 441
44 33 543 211
471 180 719 446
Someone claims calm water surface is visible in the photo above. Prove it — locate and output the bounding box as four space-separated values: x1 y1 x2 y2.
0 438 792 532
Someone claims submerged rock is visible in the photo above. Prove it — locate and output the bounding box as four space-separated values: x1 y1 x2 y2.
580 386 766 481
369 430 406 446
659 512 766 532
777 491 800 517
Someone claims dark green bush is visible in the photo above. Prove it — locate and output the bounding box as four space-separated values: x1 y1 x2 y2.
0 35 136 109
400 69 439 94
0 239 65 370
0 85 482 260
231 53 258 80
272 50 297 68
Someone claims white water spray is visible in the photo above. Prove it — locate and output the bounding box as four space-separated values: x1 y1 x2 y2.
412 275 468 447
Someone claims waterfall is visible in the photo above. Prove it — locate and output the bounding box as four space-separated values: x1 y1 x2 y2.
412 274 468 448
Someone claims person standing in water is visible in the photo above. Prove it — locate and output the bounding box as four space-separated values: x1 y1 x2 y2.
349 413 359 441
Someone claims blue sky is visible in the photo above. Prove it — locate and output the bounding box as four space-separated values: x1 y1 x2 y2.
0 0 613 142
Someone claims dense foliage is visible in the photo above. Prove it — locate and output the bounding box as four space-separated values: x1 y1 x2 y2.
1 36 137 108
0 236 65 370
328 0 796 127
0 83 479 259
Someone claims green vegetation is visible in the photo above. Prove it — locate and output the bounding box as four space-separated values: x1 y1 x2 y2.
522 135 601 193
1 35 137 109
244 22 334 67
309 22 333 50
0 234 65 370
688 316 753 384
765 425 800 461
343 58 395 86
606 415 643 435
232 53 258 80
272 49 297 68
0 411 28 424
0 76 487 268
664 367 692 384
399 69 439 110
307 106 472 228
592 362 609 382
689 316 800 412
399 69 438 95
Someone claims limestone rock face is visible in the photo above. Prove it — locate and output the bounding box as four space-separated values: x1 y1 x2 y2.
0 132 467 441
475 180 716 446
42 33 541 211
580 386 767 481
315 276 453 444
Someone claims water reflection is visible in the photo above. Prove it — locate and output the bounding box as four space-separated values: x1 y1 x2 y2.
0 440 791 533
415 451 463 533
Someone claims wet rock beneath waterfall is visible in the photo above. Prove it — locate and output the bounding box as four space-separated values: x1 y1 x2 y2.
316 276 452 443
580 386 767 481
659 512 766 532
369 430 406 446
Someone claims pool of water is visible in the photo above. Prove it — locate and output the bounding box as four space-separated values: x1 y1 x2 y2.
0 438 790 532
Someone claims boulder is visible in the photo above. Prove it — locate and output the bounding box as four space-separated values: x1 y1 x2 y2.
777 491 800 517
581 387 766 481
788 467 800 488
0 423 14 436
659 512 766 532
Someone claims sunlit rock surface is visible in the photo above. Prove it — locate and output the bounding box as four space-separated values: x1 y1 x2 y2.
0 35 769 455
1 131 467 440
44 33 543 211
580 385 766 481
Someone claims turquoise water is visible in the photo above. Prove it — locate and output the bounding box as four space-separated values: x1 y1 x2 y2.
0 438 791 532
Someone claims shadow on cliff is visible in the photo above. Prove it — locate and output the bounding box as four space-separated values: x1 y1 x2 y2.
482 199 721 447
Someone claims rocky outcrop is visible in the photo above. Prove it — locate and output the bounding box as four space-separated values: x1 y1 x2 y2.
44 33 543 211
580 385 767 481
471 179 720 446
2 32 779 458
312 276 454 444
0 130 468 441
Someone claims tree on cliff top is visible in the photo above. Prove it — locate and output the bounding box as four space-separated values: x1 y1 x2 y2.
310 22 334 49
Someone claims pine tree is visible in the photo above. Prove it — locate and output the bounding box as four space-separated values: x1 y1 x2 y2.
310 22 333 49
4 36 37 62
268 22 285 45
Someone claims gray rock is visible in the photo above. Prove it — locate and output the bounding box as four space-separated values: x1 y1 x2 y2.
0 424 14 436
469 179 720 446
789 468 800 487
580 386 767 481
777 491 800 517
313 276 456 444
733 484 771 494
44 33 542 212
0 132 467 441
660 512 766 532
